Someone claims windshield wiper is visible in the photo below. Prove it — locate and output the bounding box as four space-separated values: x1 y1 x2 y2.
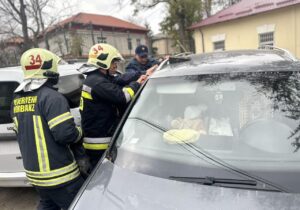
169 176 257 186
183 144 287 192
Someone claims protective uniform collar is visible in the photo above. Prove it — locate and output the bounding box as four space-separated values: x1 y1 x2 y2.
14 79 48 93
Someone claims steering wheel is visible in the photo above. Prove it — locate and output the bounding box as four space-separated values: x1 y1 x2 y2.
239 118 295 153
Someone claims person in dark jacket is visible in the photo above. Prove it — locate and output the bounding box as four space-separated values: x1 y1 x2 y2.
11 48 84 210
79 44 149 168
125 45 159 74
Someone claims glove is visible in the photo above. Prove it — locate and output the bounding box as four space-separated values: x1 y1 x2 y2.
76 156 92 179
70 142 92 179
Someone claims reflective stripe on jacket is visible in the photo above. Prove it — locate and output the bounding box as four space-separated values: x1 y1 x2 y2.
83 137 111 150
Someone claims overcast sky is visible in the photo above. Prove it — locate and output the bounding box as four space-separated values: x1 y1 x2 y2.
58 0 167 34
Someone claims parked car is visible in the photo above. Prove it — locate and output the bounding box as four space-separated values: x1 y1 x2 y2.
70 49 300 209
0 63 84 186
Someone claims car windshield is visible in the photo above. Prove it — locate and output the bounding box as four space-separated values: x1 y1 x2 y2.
114 71 300 192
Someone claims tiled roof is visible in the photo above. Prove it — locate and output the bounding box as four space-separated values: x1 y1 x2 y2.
190 0 300 29
54 12 148 32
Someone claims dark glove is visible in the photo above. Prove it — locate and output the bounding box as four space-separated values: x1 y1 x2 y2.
70 142 92 179
76 156 92 179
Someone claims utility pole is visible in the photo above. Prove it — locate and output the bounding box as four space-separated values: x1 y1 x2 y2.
127 30 132 56
63 23 70 54
89 21 95 45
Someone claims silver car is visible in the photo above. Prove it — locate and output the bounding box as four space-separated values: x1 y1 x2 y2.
0 63 84 187
71 49 300 209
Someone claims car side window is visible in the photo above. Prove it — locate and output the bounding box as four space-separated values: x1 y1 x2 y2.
0 82 19 124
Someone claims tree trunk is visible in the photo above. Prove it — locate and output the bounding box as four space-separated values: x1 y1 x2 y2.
19 0 31 51
177 5 190 52
37 0 50 49
175 4 189 52
204 0 212 17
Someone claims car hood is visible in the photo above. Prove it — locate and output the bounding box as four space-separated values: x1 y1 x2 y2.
71 159 300 210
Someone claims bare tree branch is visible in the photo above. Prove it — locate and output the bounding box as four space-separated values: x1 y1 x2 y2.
6 0 21 16
0 0 76 52
141 0 169 8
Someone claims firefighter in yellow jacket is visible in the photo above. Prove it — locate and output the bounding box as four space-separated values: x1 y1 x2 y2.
11 48 84 210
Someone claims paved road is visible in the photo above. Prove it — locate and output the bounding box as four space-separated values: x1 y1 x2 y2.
0 188 38 210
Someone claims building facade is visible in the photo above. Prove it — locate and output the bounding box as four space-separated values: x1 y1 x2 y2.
0 37 23 67
190 0 300 58
38 13 149 58
152 33 179 56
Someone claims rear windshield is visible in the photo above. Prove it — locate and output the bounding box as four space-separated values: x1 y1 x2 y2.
0 82 19 124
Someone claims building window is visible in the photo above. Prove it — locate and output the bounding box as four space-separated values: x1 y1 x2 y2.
97 37 107 43
128 38 132 50
213 41 225 51
259 32 274 47
136 38 141 46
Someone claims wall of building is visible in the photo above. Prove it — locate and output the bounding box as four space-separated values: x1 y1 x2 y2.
76 29 147 57
38 32 71 57
0 45 21 66
296 6 300 58
38 28 148 58
152 38 178 55
193 5 300 58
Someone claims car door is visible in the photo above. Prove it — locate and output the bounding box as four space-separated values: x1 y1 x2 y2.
0 80 26 174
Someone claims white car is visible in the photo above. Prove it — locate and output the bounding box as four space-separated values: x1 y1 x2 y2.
0 63 84 186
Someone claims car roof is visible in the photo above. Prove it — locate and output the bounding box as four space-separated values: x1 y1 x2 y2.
0 63 84 83
153 50 300 78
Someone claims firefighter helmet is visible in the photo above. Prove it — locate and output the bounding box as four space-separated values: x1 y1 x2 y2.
20 48 61 80
87 43 124 70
